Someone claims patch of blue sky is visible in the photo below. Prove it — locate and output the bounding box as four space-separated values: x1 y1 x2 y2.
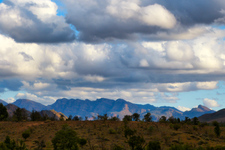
51 0 67 16
0 90 26 102
0 0 3 3
177 81 225 111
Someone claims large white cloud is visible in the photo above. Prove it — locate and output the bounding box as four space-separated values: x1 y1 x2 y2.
203 98 220 108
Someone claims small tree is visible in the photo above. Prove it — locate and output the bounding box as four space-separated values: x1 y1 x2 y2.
143 112 152 122
213 121 221 137
159 116 167 123
0 103 8 121
123 115 132 122
30 110 42 121
66 115 73 121
192 117 199 125
132 113 140 121
13 108 28 121
73 116 80 121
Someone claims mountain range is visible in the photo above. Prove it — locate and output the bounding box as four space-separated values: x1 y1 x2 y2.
0 98 216 121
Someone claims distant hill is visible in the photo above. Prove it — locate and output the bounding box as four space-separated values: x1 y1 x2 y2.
0 99 8 106
5 104 31 117
183 105 215 119
10 98 215 121
40 110 68 121
13 99 46 111
198 109 225 122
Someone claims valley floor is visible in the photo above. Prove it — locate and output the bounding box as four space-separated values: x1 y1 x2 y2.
0 121 225 150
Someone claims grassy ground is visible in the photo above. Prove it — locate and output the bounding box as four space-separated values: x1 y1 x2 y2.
0 120 225 150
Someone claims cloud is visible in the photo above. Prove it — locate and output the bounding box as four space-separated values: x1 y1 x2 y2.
63 0 177 42
15 93 56 105
203 98 220 108
62 0 225 42
0 0 75 43
177 106 191 112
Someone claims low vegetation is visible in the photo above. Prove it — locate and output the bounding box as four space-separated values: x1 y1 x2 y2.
0 104 225 150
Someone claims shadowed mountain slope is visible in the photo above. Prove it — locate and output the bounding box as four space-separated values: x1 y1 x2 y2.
198 109 225 122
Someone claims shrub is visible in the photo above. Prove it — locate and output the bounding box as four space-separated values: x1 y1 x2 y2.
124 127 136 138
146 141 161 150
173 124 181 131
147 126 154 135
109 128 117 134
111 144 125 150
127 135 145 150
52 125 79 150
22 130 31 140
78 138 87 148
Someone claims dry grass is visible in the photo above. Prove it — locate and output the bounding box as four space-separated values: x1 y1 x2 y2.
0 121 225 150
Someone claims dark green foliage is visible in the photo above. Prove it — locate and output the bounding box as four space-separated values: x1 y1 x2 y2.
4 136 16 150
52 125 79 150
67 115 73 121
143 113 152 122
146 141 161 150
169 144 194 150
109 116 120 121
30 110 42 121
184 117 191 124
97 114 108 121
213 121 221 137
127 135 145 150
16 139 28 150
13 108 28 122
147 126 154 135
109 128 117 134
78 138 87 148
22 130 31 140
111 144 125 150
159 116 167 123
0 103 8 121
34 140 46 150
173 124 181 131
192 117 199 125
124 127 136 138
73 116 80 121
132 113 140 121
123 115 132 121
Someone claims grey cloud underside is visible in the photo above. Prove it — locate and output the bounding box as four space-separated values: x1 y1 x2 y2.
145 0 225 25
0 1 75 43
53 72 225 90
64 0 225 42
0 79 23 92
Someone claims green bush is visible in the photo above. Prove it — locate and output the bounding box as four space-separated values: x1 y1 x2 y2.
109 128 117 134
146 141 161 150
22 130 31 140
52 125 79 150
173 124 181 131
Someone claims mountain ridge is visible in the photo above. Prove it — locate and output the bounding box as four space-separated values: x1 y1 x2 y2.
8 98 215 121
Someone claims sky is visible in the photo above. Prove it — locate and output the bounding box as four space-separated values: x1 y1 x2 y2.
0 0 225 111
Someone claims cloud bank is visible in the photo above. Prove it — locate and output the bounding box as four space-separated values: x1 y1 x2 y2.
0 0 225 107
